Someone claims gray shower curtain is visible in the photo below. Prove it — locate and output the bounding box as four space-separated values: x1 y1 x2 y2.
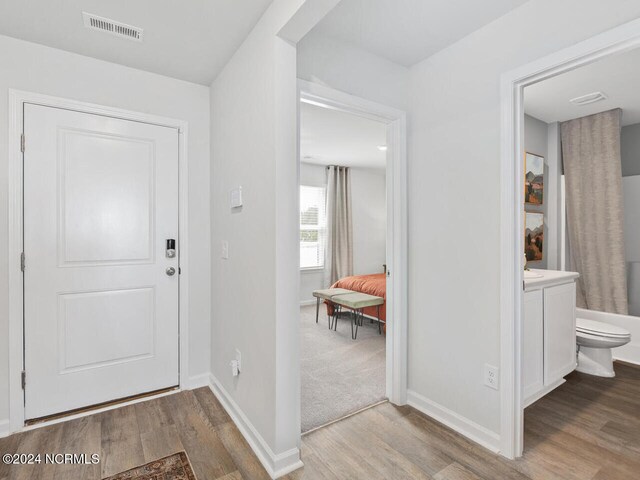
561 108 628 314
324 166 353 286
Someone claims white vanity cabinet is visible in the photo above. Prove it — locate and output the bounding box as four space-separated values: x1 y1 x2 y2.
523 270 578 408
523 289 544 402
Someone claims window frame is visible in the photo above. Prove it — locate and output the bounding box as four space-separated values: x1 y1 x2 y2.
299 184 326 271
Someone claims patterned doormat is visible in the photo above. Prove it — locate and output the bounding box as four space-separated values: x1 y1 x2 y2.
102 452 196 480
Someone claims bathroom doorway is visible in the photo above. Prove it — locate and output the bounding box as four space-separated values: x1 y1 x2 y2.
500 20 640 457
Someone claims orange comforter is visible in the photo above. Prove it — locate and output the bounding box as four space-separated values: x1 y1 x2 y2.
326 273 386 332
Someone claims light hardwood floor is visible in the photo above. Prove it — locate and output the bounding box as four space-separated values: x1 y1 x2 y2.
1 362 638 479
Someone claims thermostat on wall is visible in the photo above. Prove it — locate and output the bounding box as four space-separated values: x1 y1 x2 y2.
230 186 243 209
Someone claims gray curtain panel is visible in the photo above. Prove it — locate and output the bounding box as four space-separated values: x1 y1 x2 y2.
561 108 628 314
324 166 353 286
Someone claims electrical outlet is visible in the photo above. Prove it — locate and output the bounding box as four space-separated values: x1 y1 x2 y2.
484 364 499 390
235 349 242 373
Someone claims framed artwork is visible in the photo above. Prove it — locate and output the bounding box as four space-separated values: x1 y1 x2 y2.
525 212 544 261
524 152 544 205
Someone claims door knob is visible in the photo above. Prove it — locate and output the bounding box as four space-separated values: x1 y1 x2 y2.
166 267 176 276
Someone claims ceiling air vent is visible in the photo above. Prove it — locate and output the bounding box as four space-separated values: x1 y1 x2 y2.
82 12 143 42
569 91 607 106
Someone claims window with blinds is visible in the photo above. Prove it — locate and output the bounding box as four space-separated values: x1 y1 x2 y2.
300 185 327 269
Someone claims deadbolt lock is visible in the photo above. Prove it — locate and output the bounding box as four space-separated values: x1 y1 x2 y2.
166 239 176 258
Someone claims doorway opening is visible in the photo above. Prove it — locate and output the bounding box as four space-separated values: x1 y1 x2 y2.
297 81 407 434
518 44 640 454
500 19 640 458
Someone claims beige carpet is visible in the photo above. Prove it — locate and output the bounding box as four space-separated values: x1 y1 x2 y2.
300 304 386 433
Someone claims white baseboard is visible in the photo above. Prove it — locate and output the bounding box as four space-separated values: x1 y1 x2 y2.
186 373 211 389
208 374 303 479
300 299 316 307
0 419 10 438
407 389 500 453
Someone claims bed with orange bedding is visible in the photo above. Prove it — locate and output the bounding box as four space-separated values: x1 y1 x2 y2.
326 273 387 332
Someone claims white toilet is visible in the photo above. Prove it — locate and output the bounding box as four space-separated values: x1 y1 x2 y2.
576 318 631 377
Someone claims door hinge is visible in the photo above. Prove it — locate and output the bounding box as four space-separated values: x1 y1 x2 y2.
20 252 25 272
21 371 26 390
20 134 25 153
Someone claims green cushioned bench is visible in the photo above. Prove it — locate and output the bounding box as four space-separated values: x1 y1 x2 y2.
331 292 384 339
312 288 355 326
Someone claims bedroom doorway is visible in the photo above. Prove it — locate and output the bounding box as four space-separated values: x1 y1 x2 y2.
297 80 407 434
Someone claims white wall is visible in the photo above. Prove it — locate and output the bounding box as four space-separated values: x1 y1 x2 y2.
299 162 386 303
407 0 640 439
297 31 409 111
352 168 387 276
0 34 211 427
210 0 308 472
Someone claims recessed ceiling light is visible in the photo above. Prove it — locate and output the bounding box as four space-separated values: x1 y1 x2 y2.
569 91 607 106
377 145 388 151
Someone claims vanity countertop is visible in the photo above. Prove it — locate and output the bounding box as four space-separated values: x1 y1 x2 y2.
524 269 579 291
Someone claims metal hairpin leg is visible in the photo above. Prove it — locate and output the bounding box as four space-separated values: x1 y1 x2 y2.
329 304 334 329
351 309 361 340
350 309 355 339
377 305 382 334
330 304 340 330
315 297 320 323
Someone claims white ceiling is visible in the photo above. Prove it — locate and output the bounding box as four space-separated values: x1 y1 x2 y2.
525 47 640 127
311 0 528 67
0 0 272 85
300 102 387 169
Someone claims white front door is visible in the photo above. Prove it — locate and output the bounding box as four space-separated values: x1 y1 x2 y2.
23 104 180 420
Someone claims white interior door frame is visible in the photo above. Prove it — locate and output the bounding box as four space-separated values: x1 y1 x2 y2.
499 18 640 458
7 90 190 433
298 79 408 404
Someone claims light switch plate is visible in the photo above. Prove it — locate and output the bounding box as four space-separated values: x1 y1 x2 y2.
235 348 242 372
221 240 229 259
230 186 243 208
